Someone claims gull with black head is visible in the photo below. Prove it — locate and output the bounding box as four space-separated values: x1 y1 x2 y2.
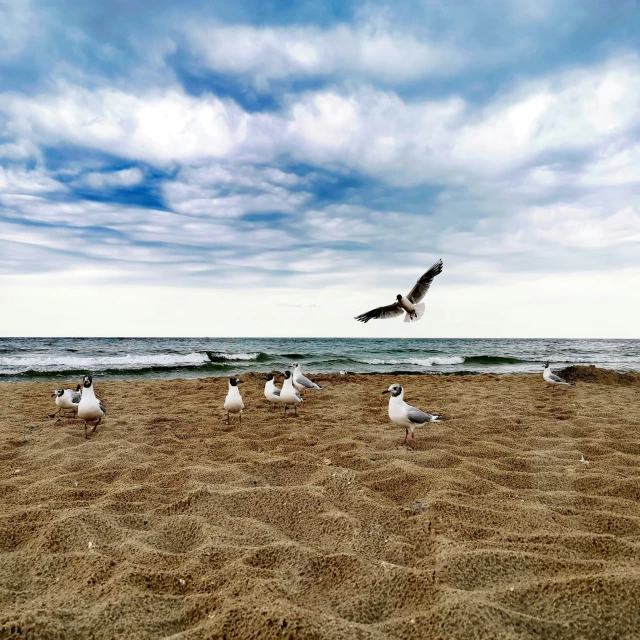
382 383 441 448
355 259 443 324
50 384 82 420
264 373 283 410
77 375 106 439
224 376 245 424
281 370 303 416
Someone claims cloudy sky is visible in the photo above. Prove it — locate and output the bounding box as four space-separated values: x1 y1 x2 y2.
1 0 639 337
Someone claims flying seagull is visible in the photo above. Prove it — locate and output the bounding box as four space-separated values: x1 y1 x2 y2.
355 259 443 323
77 375 106 438
382 383 441 447
542 362 574 387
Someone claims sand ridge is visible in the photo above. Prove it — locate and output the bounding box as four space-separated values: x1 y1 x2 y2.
1 373 639 639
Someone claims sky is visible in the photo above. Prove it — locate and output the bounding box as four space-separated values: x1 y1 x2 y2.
1 0 639 338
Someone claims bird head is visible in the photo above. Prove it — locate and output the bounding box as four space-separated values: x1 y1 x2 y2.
542 361 549 369
265 373 274 381
82 375 92 388
283 370 291 379
229 376 242 386
51 388 63 398
382 383 403 397
396 294 402 301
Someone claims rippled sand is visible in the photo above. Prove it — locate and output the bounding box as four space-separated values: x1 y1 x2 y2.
1 373 639 639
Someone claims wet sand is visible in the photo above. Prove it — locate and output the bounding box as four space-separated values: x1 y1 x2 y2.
1 373 639 639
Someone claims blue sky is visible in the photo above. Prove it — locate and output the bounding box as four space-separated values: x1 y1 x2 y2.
1 0 639 337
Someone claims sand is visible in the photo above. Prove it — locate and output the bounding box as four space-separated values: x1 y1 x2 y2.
1 372 639 639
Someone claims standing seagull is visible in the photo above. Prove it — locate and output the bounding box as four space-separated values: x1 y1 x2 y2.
280 370 303 416
542 362 574 388
264 373 283 410
355 259 443 323
77 375 106 439
224 376 245 424
50 384 82 419
291 363 323 395
382 383 441 448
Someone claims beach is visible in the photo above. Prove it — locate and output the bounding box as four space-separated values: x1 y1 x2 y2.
1 372 639 639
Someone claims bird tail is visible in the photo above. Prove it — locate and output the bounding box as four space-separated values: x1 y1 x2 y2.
430 414 442 422
404 302 426 323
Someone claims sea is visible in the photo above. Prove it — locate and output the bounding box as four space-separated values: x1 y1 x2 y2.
0 338 638 382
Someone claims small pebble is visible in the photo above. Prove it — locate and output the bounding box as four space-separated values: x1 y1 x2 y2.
179 578 186 586
88 541 94 549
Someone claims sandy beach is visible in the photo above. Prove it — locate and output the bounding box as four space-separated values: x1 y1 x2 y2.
1 372 639 639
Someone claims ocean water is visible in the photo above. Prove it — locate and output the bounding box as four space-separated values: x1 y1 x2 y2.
0 338 638 382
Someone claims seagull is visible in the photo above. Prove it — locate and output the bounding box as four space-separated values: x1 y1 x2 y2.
291 363 323 395
382 383 441 447
355 259 443 323
542 362 574 387
224 376 245 424
77 375 106 439
264 373 283 410
49 384 82 419
280 370 303 416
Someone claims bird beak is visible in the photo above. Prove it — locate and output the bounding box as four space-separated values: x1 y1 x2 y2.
236 380 243 384
382 390 390 395
50 393 56 397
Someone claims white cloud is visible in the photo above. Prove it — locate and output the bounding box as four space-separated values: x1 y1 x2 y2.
1 85 249 165
0 167 64 194
81 168 144 189
187 22 467 88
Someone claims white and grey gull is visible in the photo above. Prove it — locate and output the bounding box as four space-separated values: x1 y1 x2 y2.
224 376 245 424
355 258 443 323
50 384 82 419
383 383 441 447
542 361 574 387
291 363 323 394
280 370 303 416
77 375 106 438
264 373 284 410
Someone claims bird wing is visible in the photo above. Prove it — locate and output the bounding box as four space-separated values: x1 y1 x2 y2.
355 302 403 323
99 400 106 415
71 391 81 404
296 374 320 389
406 406 431 424
549 373 568 384
273 388 281 397
407 259 443 304
295 390 303 402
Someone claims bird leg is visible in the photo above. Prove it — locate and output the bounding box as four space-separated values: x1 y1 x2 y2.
84 422 88 439
284 405 288 416
294 405 298 417
239 412 242 425
49 407 61 418
226 412 230 425
403 429 408 444
411 432 415 448
91 418 100 434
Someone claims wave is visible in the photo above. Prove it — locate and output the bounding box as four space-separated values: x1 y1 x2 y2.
463 355 529 365
281 353 307 360
0 352 210 373
205 351 270 363
358 356 465 367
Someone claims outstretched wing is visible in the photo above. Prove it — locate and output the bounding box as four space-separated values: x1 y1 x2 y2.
355 302 403 323
407 259 443 304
